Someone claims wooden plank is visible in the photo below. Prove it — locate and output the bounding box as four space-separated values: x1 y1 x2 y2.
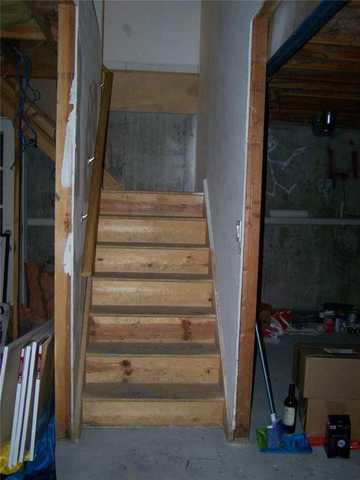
110 70 199 114
86 345 220 384
95 245 210 275
98 216 207 245
54 0 75 438
100 191 204 218
235 12 269 439
89 312 216 344
83 383 223 426
92 277 213 308
71 277 92 441
81 68 113 277
0 23 45 40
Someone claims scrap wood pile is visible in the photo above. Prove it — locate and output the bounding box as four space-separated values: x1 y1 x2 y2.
0 321 53 476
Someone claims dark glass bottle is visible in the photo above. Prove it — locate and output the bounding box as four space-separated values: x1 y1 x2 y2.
283 384 297 434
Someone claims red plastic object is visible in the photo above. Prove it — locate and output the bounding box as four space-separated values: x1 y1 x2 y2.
308 436 360 450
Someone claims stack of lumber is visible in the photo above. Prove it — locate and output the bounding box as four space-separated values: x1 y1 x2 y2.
0 321 53 472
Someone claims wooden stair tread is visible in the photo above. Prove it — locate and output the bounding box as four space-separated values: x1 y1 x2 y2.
100 214 205 221
100 191 204 218
92 272 211 280
84 383 223 401
87 342 218 356
101 190 204 196
90 306 215 316
96 242 209 249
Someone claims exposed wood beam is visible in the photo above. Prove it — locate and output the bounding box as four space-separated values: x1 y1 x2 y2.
235 11 269 439
23 1 57 50
55 0 75 439
0 22 45 40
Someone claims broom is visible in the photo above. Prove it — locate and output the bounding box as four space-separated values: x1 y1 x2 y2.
255 321 284 449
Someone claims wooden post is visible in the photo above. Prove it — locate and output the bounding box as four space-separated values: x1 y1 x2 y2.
55 0 75 438
234 7 272 439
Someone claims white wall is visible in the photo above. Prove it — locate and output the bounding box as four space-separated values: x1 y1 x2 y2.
268 1 320 58
70 0 102 425
197 1 261 432
104 0 201 72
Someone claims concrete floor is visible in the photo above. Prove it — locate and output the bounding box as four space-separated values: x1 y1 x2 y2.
56 335 360 479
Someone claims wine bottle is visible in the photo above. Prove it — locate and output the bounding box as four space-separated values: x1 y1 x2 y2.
283 383 297 434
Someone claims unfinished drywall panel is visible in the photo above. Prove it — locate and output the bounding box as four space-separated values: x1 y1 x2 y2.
262 123 360 310
104 0 201 72
197 0 261 432
105 112 196 192
71 0 101 425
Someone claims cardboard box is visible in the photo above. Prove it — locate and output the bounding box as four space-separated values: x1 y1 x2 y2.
294 344 360 400
300 397 360 440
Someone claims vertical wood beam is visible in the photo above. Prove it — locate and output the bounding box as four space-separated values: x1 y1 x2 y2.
234 10 270 439
55 0 75 438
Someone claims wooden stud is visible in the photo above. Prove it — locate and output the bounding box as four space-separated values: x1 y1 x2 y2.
54 0 75 438
234 11 269 439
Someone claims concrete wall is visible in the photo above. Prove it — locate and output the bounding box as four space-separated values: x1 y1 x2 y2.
261 123 360 310
103 0 201 72
105 112 196 192
197 1 261 431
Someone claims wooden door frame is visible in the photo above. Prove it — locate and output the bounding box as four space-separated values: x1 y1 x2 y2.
233 1 277 439
55 0 75 438
234 0 347 439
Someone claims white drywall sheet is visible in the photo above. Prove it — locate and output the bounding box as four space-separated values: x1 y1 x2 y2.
197 1 261 432
268 1 320 59
70 0 101 424
104 0 201 73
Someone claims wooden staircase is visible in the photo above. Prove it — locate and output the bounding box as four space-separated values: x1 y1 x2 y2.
82 191 224 427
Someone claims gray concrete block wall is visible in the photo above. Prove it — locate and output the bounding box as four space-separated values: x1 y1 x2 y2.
105 112 196 192
261 123 360 310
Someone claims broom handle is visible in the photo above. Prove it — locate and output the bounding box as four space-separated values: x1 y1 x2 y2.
255 322 277 418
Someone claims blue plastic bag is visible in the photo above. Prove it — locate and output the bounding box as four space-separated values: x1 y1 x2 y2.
7 414 56 479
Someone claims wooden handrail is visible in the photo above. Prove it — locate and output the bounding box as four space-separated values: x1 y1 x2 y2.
81 67 113 277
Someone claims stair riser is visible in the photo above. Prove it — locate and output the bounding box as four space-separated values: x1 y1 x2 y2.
92 280 213 308
86 355 220 384
98 217 207 245
89 315 216 343
95 247 210 274
83 399 223 426
101 192 204 218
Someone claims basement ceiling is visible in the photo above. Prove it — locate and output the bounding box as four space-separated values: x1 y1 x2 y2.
269 1 360 128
